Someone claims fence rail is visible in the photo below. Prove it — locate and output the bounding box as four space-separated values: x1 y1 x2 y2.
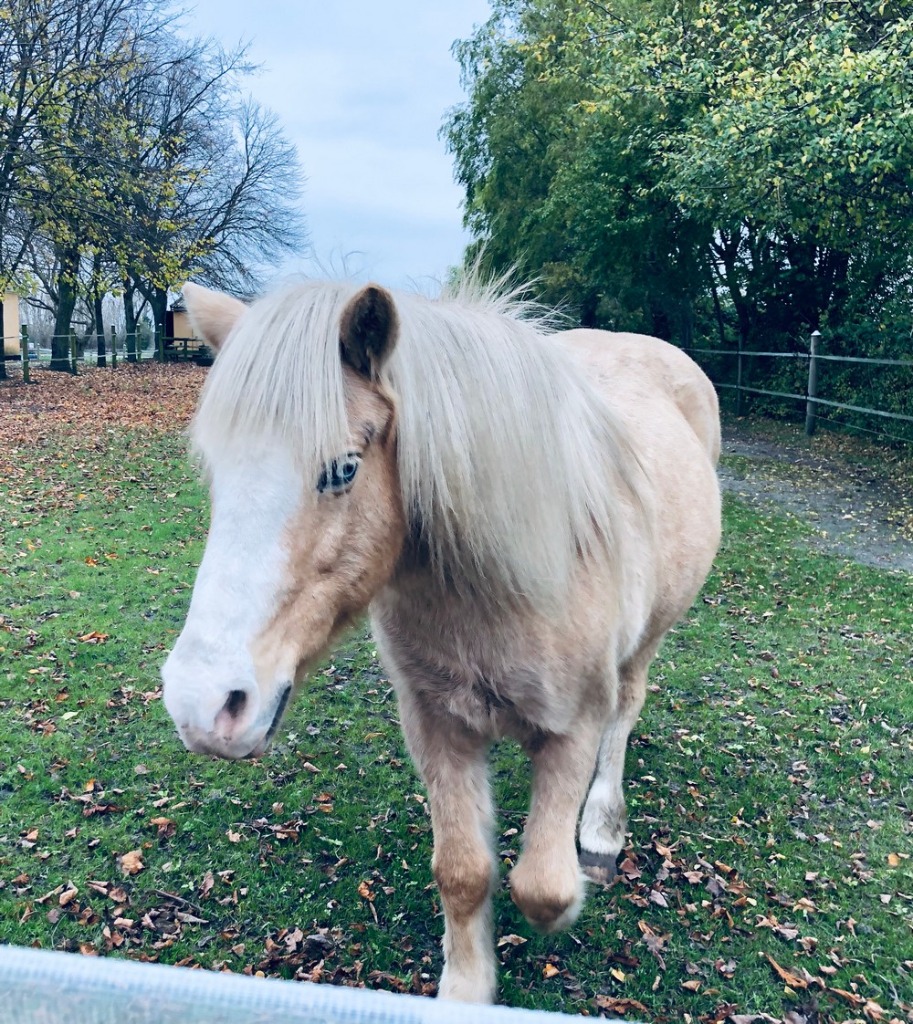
684 346 913 369
6 322 912 444
682 332 913 440
7 323 210 375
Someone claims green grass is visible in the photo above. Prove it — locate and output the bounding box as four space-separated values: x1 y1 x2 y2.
1 429 911 1020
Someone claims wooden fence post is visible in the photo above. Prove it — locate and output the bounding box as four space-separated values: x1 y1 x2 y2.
805 330 821 436
20 325 30 383
70 331 78 375
736 334 745 417
110 325 117 368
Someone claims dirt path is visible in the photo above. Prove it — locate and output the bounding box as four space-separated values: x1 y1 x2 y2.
718 417 913 574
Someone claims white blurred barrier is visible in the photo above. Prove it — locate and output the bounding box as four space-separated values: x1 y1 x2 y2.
0 946 620 1024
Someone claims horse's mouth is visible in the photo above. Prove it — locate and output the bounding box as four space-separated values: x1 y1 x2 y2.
248 683 292 757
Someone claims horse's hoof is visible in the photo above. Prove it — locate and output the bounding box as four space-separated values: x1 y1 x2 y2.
579 850 618 886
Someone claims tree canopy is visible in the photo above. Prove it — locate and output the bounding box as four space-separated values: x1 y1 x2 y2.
445 0 913 357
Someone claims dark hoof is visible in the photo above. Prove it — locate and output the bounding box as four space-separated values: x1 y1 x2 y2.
579 850 619 886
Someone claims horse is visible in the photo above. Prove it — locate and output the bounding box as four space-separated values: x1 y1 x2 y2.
162 276 721 1004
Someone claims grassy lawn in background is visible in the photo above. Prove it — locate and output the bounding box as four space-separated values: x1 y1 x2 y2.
0 367 911 1022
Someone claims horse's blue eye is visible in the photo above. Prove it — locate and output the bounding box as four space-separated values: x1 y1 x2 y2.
317 454 360 493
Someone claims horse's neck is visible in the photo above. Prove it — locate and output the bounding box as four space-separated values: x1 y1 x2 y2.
371 560 542 690
375 514 655 678
376 542 527 638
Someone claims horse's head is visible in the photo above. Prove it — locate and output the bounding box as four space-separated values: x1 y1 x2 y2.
162 282 405 759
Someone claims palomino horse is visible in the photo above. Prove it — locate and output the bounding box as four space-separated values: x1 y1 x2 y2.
162 278 721 1003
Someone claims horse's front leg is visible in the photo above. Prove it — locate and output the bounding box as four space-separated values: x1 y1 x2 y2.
396 689 497 1003
509 717 603 933
579 654 650 883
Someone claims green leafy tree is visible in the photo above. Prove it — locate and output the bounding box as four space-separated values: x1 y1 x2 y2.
10 0 169 369
446 0 913 367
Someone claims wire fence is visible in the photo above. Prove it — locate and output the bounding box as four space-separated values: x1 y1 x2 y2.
4 325 212 378
0 945 608 1024
681 333 913 445
26 333 156 368
6 322 913 447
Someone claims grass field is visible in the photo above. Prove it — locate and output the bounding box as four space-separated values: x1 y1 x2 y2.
1 366 911 1022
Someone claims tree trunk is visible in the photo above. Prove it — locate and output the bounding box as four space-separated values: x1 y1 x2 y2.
708 267 728 348
94 291 106 367
579 292 599 329
152 285 167 360
50 245 81 372
123 278 138 362
90 253 106 367
0 301 7 381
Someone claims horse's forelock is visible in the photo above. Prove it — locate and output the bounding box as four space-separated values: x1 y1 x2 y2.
191 280 356 475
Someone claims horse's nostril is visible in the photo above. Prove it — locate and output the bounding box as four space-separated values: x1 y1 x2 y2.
223 689 248 719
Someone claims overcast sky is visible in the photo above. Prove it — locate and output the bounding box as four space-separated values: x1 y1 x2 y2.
180 1 492 290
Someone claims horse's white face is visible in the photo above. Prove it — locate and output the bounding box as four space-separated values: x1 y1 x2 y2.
162 283 404 759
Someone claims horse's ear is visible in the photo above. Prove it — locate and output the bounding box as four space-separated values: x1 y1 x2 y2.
339 284 398 380
181 282 247 353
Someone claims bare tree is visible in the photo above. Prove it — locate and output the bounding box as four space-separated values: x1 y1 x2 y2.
5 1 306 372
187 98 306 292
118 69 306 336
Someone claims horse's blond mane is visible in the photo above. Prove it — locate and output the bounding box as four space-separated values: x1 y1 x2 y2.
192 277 642 608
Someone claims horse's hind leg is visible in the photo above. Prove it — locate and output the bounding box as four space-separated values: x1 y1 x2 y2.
395 689 497 1003
509 717 603 933
578 652 651 884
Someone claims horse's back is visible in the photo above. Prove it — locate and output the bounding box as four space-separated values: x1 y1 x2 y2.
560 329 721 464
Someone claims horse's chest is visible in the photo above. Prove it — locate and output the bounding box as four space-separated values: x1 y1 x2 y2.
378 629 571 737
371 586 585 738
430 669 556 737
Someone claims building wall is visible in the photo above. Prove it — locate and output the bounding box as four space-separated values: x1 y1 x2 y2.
171 310 198 341
2 292 21 357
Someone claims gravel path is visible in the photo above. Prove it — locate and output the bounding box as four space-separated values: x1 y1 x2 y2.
718 419 913 574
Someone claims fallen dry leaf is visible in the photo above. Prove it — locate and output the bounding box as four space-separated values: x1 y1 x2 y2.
118 850 144 876
59 885 78 907
78 631 109 644
764 952 807 989
594 995 649 1016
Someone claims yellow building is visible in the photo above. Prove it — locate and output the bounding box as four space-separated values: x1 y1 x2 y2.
1 292 21 358
165 298 213 363
165 301 197 344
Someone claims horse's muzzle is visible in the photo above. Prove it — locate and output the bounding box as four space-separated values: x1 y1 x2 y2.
171 683 292 760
